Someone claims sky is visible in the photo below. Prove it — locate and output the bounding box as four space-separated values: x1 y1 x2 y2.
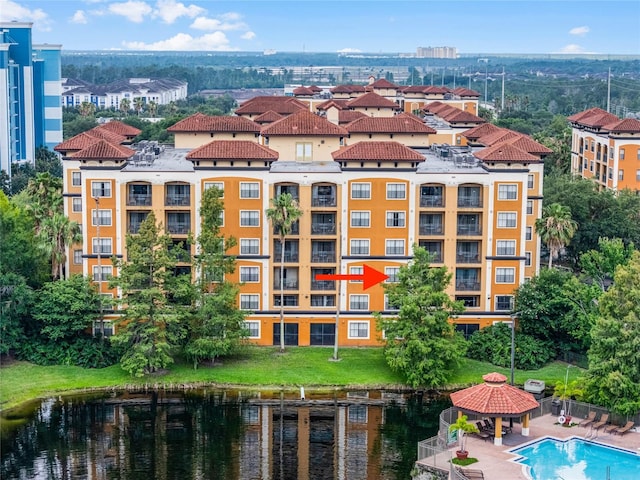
1 0 639 54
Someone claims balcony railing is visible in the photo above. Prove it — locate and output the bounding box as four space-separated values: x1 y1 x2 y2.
167 223 190 234
419 224 443 235
127 195 152 206
273 223 300 235
420 196 444 207
455 281 480 291
311 195 336 207
273 253 299 263
456 253 480 263
457 196 482 208
311 252 336 263
311 280 335 290
311 223 336 235
129 222 143 234
273 280 299 290
165 195 190 206
424 251 442 262
457 225 482 236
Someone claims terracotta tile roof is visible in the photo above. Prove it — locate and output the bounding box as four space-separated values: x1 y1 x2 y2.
293 86 315 96
603 118 640 133
338 110 367 124
316 99 349 111
450 372 540 415
369 78 399 89
54 132 101 152
167 113 261 133
443 110 484 124
567 107 619 128
567 107 609 122
400 86 431 94
477 129 521 146
234 96 307 115
70 139 135 160
186 140 279 161
462 123 502 141
99 120 142 137
330 84 366 94
422 101 448 113
308 85 323 93
451 87 481 97
475 143 539 162
261 109 348 136
507 136 553 155
332 141 425 162
253 110 284 124
344 113 437 134
87 127 127 144
423 86 450 94
346 92 400 109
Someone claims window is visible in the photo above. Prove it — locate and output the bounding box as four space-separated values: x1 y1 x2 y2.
385 267 400 283
455 323 480 340
350 294 369 310
240 239 260 255
497 212 517 228
73 249 83 264
349 266 363 283
495 295 514 311
240 211 260 226
386 183 406 199
296 142 312 161
92 266 112 282
637 169 640 181
311 295 335 307
351 211 370 227
526 200 533 215
72 171 81 186
619 149 625 160
92 209 112 226
351 183 371 199
525 251 532 266
526 226 532 241
386 211 406 227
244 321 260 338
496 267 515 283
498 184 517 200
92 238 112 254
91 181 111 198
92 320 114 338
619 170 624 181
72 198 82 212
527 174 534 189
240 266 259 282
456 296 480 308
240 182 260 198
204 182 224 196
240 294 259 310
386 240 405 255
348 321 369 338
350 239 370 255
496 240 516 256
384 295 400 311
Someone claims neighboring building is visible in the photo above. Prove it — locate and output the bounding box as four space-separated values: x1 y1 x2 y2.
59 96 545 345
61 77 188 110
0 22 62 176
416 46 457 59
568 107 640 191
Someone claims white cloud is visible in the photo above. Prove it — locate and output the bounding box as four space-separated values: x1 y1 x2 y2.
123 31 236 51
569 26 590 36
219 12 241 22
337 48 362 54
108 1 152 23
190 15 247 31
70 10 88 24
153 0 204 24
555 44 596 54
0 0 51 30
241 31 256 40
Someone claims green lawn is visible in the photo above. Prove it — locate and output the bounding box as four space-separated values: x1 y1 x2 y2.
0 347 583 412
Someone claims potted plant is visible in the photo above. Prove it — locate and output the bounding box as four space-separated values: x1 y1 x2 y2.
449 415 480 460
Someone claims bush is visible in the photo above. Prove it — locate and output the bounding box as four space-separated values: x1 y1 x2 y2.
466 323 554 370
17 335 118 368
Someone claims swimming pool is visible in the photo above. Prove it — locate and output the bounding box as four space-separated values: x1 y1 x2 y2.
509 436 640 480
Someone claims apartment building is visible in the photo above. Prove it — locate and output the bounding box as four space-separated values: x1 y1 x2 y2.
0 22 62 176
569 107 640 191
59 97 545 346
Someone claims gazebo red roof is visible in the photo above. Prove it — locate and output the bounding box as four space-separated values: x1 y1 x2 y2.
450 372 539 416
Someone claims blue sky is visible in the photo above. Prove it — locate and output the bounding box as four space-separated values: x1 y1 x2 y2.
2 0 639 54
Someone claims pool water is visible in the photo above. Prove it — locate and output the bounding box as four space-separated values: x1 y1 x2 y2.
510 437 640 480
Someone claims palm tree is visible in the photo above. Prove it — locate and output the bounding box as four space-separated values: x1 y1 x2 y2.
79 101 96 117
266 193 302 352
119 98 131 115
133 97 144 116
39 212 82 279
147 100 158 118
536 203 578 268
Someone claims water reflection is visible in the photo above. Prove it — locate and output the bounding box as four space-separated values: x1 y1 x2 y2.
1 389 450 480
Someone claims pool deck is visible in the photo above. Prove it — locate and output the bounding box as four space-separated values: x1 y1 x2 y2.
418 414 640 479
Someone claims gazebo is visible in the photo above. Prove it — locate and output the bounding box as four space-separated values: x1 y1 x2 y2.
450 372 540 445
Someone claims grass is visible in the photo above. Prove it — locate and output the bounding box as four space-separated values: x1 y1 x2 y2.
0 347 584 412
451 457 479 466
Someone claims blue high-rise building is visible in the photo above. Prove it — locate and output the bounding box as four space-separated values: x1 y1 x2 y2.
0 22 62 178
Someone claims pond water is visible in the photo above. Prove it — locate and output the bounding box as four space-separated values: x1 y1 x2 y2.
1 389 450 480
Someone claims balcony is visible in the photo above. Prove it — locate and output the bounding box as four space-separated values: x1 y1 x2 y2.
273 222 300 235
457 224 482 236
273 252 299 263
127 194 152 206
456 252 480 263
311 252 336 263
457 196 482 208
311 280 336 290
167 222 190 234
420 195 444 207
273 279 299 290
129 222 143 234
419 224 443 235
311 195 336 207
311 223 336 235
456 281 481 291
165 195 190 206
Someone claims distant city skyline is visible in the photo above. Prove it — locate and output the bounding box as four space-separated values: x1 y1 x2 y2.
1 0 639 55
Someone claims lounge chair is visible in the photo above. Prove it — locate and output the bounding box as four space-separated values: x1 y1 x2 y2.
592 413 610 430
471 422 491 441
603 423 619 434
456 467 485 480
613 421 635 436
579 411 597 427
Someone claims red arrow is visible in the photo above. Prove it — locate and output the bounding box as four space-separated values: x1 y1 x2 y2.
315 264 389 290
